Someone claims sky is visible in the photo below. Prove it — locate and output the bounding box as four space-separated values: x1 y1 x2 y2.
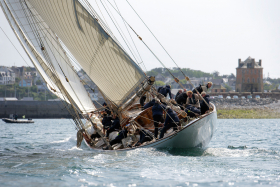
0 0 280 78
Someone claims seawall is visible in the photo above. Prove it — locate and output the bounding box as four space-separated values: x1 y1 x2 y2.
0 101 72 118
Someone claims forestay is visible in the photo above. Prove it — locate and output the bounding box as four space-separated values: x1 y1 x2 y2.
26 0 146 107
1 0 96 114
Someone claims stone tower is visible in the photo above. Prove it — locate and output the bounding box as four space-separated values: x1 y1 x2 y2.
235 57 263 93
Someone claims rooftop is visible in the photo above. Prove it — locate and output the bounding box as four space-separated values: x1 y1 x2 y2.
238 56 262 69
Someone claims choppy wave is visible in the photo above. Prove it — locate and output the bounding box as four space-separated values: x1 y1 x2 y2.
1 119 280 186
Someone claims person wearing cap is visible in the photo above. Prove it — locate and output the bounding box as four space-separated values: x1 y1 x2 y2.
185 91 201 117
200 91 210 115
192 82 213 94
152 99 165 138
159 85 172 99
159 107 180 139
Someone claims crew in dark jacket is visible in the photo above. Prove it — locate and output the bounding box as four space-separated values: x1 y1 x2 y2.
200 91 210 115
91 132 101 140
143 99 156 110
102 113 112 133
152 100 165 138
192 82 213 94
185 105 201 117
175 92 188 106
159 107 180 139
140 95 146 107
135 128 153 146
106 115 120 137
109 126 128 146
103 102 111 115
175 90 182 101
159 85 172 99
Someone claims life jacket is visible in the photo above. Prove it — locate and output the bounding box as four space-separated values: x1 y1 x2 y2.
189 94 197 105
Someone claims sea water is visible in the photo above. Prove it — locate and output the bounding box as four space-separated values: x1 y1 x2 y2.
1 119 280 187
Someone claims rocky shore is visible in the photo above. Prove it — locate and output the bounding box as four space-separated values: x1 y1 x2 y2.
211 98 280 119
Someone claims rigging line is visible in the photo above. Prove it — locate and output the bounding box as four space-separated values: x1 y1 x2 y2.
24 2 96 115
34 0 142 104
5 3 74 121
125 0 186 77
6 3 81 128
65 1 132 94
103 0 180 83
8 1 59 94
94 0 111 34
100 0 141 69
103 0 146 72
125 1 210 106
1 1 81 129
81 0 118 43
112 0 147 72
21 3 85 124
75 0 144 94
0 27 30 66
81 0 127 56
104 0 139 65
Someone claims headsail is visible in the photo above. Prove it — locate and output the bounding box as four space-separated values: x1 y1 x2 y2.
1 0 96 114
25 0 146 107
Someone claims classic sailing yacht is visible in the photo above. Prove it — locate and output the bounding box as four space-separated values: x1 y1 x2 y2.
0 0 217 150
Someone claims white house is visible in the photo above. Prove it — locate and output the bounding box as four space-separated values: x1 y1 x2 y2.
0 66 15 85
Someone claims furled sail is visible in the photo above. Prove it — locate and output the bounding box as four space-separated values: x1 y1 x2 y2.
25 0 146 107
0 0 96 114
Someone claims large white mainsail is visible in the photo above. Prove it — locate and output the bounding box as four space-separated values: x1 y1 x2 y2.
1 0 96 114
26 0 146 107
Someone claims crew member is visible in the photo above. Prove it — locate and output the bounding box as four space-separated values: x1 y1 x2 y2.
159 85 172 99
102 111 112 134
200 91 210 115
175 89 182 100
106 114 120 137
134 128 153 146
143 99 156 110
185 91 201 117
109 126 128 146
175 92 188 106
152 99 165 138
192 82 213 94
140 95 146 108
102 102 111 115
159 107 180 139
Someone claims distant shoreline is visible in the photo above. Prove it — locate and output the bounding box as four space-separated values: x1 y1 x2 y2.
217 109 280 119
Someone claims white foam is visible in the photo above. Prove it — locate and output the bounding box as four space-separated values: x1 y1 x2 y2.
51 137 71 143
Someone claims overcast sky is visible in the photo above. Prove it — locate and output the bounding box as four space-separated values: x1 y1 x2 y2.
0 0 280 78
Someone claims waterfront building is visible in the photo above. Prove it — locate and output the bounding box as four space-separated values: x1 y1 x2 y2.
0 66 15 85
235 57 263 93
211 85 226 93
